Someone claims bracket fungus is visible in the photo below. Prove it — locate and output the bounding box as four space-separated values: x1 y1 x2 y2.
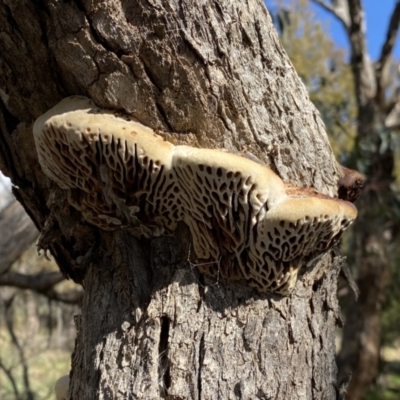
54 375 69 400
33 96 357 295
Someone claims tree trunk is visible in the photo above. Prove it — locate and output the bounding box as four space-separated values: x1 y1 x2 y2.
0 0 346 398
337 126 394 399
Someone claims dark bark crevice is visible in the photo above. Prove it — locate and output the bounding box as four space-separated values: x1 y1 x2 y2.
158 315 171 397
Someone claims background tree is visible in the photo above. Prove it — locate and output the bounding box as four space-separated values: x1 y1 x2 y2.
0 188 82 399
0 0 355 398
0 248 80 400
269 0 400 398
309 2 400 399
272 0 357 158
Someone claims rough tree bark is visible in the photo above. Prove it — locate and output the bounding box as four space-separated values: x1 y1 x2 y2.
312 1 400 398
0 0 348 399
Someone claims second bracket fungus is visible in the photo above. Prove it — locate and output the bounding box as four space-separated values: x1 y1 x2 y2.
33 96 357 295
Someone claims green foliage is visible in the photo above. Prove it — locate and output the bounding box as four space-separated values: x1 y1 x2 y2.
382 247 400 346
366 369 400 400
270 0 357 159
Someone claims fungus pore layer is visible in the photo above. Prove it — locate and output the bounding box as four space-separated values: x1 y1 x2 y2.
33 96 357 294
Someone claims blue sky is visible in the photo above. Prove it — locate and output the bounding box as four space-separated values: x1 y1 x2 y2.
266 0 400 61
313 0 400 60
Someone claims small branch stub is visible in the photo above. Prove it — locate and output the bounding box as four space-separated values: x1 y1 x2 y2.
33 97 357 294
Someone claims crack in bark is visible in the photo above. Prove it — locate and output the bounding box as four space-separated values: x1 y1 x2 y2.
0 102 20 177
155 101 175 132
158 315 171 397
141 60 163 92
85 11 128 59
197 333 204 399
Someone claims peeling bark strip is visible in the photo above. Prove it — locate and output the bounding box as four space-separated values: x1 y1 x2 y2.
0 200 39 275
1 0 344 399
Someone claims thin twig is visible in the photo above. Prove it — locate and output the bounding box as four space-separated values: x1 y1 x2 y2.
0 357 21 400
378 1 400 73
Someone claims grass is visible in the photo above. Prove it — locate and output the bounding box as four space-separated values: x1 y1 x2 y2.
367 371 400 400
0 326 71 400
366 349 400 400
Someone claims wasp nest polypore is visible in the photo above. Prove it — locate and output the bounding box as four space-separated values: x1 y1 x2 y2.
33 96 357 295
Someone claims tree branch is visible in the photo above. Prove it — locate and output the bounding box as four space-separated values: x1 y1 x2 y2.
0 357 21 400
0 270 83 304
385 96 400 129
0 270 63 290
345 0 377 115
44 288 83 304
311 0 336 14
311 0 350 29
312 0 376 116
379 1 400 69
377 0 400 100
